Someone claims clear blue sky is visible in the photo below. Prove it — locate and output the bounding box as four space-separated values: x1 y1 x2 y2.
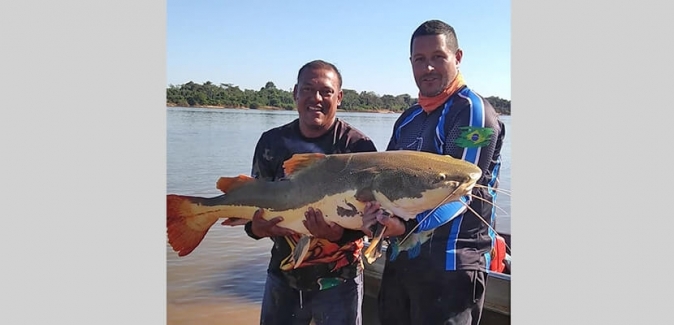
167 0 510 100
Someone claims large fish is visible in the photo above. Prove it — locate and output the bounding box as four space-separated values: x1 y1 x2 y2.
166 150 482 267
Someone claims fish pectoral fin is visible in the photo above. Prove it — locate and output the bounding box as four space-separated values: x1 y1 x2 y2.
283 153 326 177
216 174 255 193
292 235 314 269
363 224 386 264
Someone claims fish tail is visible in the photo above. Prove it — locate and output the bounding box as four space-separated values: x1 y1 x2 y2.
166 194 219 256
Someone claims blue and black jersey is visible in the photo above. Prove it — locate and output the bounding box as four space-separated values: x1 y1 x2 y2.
386 85 506 272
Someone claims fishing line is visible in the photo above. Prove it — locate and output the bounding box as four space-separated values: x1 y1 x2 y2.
469 195 510 217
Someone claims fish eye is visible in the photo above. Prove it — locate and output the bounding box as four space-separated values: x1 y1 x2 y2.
438 174 446 181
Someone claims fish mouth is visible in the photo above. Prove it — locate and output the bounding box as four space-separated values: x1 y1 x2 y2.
459 172 481 193
470 171 481 181
437 176 479 202
459 181 476 194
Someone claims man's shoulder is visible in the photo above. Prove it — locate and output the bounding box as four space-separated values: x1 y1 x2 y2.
454 86 497 113
334 119 378 152
254 119 298 165
335 118 365 135
400 103 422 116
382 103 414 127
259 119 298 140
335 119 368 137
448 87 503 139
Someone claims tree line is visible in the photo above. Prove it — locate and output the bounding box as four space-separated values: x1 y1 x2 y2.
166 81 511 115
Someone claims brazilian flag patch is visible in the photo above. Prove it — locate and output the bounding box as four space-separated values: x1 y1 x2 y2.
454 126 494 148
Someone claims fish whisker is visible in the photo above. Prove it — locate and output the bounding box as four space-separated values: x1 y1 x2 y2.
396 189 511 252
473 184 511 196
459 200 512 253
469 194 510 217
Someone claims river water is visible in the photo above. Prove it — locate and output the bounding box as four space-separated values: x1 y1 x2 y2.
166 107 511 324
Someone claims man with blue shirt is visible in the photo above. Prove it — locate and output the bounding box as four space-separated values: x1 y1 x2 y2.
362 19 506 325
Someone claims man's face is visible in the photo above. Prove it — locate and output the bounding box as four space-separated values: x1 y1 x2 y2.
410 34 462 97
293 67 342 137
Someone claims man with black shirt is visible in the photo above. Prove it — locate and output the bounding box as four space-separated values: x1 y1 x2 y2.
243 59 377 325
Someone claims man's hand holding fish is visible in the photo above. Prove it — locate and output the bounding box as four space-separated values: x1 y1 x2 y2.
360 202 406 238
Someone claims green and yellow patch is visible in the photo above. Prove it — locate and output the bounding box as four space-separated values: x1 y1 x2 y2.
454 126 494 148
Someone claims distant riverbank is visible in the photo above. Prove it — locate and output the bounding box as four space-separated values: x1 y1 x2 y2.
167 81 511 116
166 104 511 116
166 103 399 114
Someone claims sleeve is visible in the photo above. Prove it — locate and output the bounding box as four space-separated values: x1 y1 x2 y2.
410 94 502 233
443 94 502 176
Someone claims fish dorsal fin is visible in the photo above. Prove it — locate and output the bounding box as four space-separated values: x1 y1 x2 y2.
216 174 254 193
283 153 326 177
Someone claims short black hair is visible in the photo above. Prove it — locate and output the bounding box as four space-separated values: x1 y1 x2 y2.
410 19 459 54
296 59 343 88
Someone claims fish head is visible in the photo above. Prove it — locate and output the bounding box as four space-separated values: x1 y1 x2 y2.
370 151 482 220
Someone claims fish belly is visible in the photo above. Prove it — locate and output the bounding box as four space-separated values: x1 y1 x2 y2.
251 189 366 235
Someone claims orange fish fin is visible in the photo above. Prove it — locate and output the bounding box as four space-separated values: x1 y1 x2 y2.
283 153 326 177
166 194 219 257
216 174 254 193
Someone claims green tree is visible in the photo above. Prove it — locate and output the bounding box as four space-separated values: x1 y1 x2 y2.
165 81 510 115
